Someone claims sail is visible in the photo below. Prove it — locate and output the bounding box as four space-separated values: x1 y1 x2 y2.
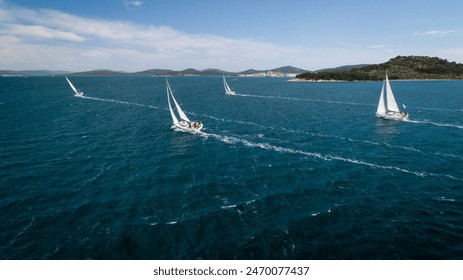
166 79 190 122
223 75 231 92
223 75 235 94
376 82 387 114
384 74 400 112
65 77 80 95
166 80 179 125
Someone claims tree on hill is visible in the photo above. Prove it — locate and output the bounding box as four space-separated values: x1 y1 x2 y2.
296 56 463 81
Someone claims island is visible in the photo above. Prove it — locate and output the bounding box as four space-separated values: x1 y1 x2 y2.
295 56 463 81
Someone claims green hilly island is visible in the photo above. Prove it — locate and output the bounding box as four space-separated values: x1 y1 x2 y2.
296 56 463 81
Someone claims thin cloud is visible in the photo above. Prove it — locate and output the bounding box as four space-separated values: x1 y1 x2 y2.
4 24 86 42
0 3 311 71
413 30 456 37
124 1 143 9
368 45 388 49
2 1 450 72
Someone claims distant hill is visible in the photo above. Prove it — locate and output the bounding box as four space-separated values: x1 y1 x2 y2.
271 66 307 74
297 56 463 81
238 69 263 75
133 69 174 76
134 68 232 76
0 70 71 76
69 69 127 76
0 65 304 77
316 64 370 73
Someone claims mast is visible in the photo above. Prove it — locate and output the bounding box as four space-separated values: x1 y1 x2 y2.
223 75 230 92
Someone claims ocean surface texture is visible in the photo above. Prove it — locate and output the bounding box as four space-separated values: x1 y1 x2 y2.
1 76 462 259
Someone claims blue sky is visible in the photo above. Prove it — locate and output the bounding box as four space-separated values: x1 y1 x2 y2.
1 0 462 71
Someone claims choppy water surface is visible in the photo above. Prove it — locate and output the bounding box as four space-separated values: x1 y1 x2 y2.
1 76 462 259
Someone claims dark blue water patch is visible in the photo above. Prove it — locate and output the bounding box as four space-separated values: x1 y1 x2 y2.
1 76 462 259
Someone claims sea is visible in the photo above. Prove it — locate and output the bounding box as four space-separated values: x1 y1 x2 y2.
1 76 462 260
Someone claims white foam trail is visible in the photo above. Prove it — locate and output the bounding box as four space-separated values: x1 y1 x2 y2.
235 94 463 128
411 106 463 113
198 113 462 162
435 197 455 202
78 95 462 162
405 118 463 129
190 112 267 128
200 131 463 181
197 112 424 154
8 217 36 245
79 95 163 110
280 127 423 153
235 93 373 107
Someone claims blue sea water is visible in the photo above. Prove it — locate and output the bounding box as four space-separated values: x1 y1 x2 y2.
1 76 462 259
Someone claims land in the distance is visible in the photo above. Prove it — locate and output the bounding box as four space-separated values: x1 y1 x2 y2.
2 56 463 80
0 66 307 77
295 56 463 81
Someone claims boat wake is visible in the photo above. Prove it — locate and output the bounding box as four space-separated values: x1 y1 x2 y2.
405 118 463 129
234 93 373 107
79 95 163 110
200 131 463 181
411 106 463 113
195 113 430 155
78 95 462 162
8 217 36 245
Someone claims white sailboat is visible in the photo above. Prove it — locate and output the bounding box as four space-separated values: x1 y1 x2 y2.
223 75 235 95
376 73 409 120
65 77 84 97
166 78 203 133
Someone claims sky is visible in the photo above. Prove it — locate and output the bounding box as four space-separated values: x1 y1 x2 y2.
1 0 463 72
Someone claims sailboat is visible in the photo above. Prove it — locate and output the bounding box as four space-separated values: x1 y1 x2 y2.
166 78 203 133
223 75 235 95
376 73 409 120
65 77 84 97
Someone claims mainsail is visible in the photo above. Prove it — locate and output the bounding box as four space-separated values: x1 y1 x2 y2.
166 78 190 122
376 82 387 114
166 79 179 125
384 74 400 112
65 77 83 96
223 75 235 95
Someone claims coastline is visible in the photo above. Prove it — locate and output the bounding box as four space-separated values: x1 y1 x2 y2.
287 78 347 83
288 78 463 83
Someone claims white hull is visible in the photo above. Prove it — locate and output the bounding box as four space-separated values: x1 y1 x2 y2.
173 120 203 133
376 111 409 121
225 90 235 95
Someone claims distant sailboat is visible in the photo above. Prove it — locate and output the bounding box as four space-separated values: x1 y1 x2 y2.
223 75 235 95
65 77 84 97
376 73 409 120
166 78 203 133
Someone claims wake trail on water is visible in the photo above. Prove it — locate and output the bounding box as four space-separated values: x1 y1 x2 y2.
405 118 463 129
78 95 463 161
410 106 463 113
193 113 437 157
199 131 463 182
78 95 164 110
234 94 463 129
234 93 373 107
